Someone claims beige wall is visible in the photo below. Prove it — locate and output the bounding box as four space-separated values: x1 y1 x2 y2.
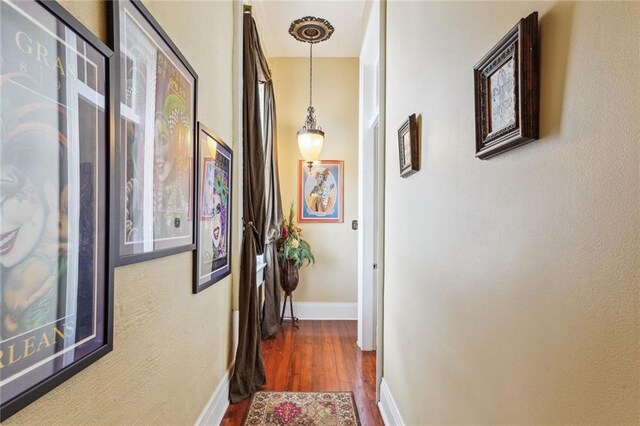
271 57 359 303
383 1 640 424
5 1 236 424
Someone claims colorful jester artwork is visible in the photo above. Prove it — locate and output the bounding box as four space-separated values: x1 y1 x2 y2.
195 126 233 292
118 0 195 258
1 0 109 415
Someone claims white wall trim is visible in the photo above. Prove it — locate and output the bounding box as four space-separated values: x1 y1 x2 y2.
197 309 238 426
195 366 232 426
378 378 405 426
358 0 382 353
292 302 357 320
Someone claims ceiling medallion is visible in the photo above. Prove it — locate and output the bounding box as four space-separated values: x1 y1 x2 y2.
289 16 334 44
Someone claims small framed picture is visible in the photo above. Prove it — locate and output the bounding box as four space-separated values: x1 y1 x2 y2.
194 123 233 293
298 160 344 223
397 114 419 177
473 12 539 159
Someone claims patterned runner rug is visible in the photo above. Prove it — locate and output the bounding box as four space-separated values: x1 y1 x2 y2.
243 391 361 425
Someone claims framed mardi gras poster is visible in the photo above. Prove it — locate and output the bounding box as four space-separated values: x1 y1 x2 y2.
298 160 344 223
194 124 233 293
0 0 114 420
112 0 197 264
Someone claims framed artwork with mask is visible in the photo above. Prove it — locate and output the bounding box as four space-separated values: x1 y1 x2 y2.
194 123 233 293
0 0 114 420
298 160 344 223
111 0 197 264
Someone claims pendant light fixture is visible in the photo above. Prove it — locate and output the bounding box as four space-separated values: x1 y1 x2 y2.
289 16 334 171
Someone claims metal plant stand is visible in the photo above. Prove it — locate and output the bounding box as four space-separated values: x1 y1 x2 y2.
280 291 299 328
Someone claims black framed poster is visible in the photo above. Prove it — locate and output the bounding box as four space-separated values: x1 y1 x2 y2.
0 0 114 420
194 124 233 293
112 0 198 264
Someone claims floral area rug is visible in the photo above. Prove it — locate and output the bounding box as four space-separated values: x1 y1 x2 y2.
243 391 361 425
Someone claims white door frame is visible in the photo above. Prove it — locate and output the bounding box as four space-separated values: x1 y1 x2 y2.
375 0 387 399
357 0 384 360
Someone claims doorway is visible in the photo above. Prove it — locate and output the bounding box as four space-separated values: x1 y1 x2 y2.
357 1 383 352
357 0 385 402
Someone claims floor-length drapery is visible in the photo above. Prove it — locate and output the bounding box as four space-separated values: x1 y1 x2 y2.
229 12 269 403
261 79 284 339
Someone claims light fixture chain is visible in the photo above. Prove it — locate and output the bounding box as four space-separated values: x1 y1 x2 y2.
309 42 313 108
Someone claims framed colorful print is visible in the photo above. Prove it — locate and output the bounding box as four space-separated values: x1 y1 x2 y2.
298 160 344 223
398 114 419 177
0 0 114 420
474 12 539 160
111 0 198 264
194 124 233 293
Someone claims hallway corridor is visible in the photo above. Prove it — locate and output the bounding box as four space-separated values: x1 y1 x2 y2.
221 321 383 425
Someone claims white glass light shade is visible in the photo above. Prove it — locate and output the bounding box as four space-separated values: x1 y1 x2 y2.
297 128 324 162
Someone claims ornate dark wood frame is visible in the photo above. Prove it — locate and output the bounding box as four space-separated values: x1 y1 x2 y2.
473 12 539 159
397 114 420 177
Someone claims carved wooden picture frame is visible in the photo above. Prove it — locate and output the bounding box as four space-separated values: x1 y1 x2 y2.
474 12 539 159
398 114 419 177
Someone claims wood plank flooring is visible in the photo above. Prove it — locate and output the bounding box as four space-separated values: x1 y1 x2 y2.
221 320 383 425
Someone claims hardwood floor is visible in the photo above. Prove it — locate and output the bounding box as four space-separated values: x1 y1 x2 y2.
221 320 383 425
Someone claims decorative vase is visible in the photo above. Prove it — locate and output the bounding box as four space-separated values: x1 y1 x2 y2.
280 259 300 293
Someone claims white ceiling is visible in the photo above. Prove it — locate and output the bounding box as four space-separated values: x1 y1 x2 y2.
250 0 369 58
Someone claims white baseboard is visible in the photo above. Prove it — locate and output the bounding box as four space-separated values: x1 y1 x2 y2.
291 302 357 320
196 311 239 425
195 367 232 425
378 378 405 426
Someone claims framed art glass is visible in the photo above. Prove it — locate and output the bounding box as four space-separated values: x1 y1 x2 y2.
473 12 539 159
112 0 197 264
298 160 344 223
194 124 233 293
397 114 419 177
0 0 114 419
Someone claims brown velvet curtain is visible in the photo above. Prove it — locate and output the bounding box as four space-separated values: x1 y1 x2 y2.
229 13 269 403
261 78 284 339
